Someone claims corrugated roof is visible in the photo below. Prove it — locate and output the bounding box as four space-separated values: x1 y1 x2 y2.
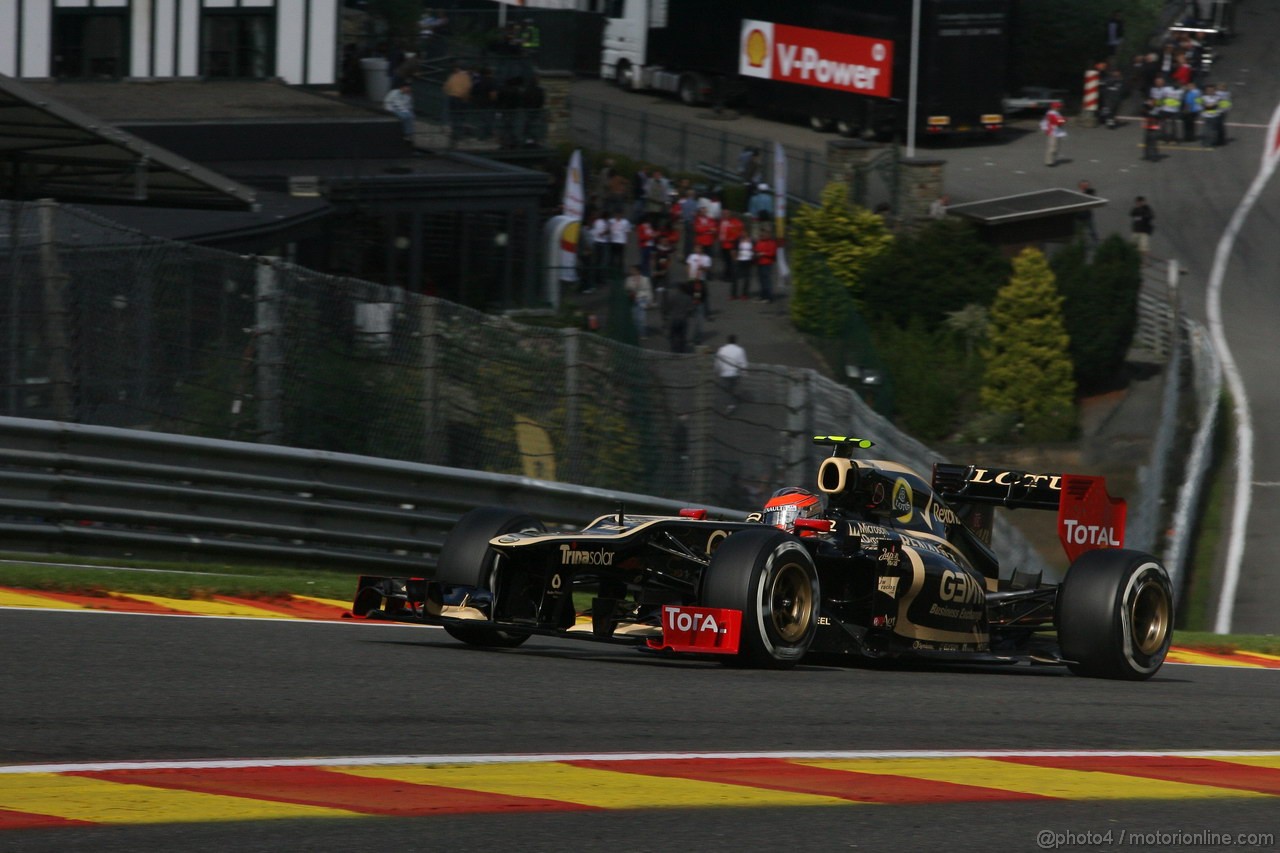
946 188 1106 225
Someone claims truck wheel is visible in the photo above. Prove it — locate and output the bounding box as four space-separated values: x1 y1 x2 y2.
835 119 859 137
615 60 635 89
435 506 544 648
701 528 819 669
1056 549 1173 680
809 116 834 132
678 74 704 106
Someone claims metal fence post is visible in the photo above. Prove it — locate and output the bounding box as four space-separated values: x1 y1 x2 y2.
563 326 580 482
255 257 283 444
419 296 441 463
36 199 73 421
691 350 713 503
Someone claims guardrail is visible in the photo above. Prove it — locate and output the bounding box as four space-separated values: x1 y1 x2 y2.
0 416 740 572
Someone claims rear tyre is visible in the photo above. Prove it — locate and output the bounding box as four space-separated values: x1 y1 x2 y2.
1057 549 1173 680
435 507 545 648
701 528 819 668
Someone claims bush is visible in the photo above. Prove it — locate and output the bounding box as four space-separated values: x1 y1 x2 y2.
862 218 1009 332
1052 235 1141 394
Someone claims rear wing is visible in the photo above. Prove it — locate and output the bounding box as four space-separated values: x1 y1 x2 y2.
932 463 1127 562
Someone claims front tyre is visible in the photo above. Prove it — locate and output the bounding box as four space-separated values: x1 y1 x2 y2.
1057 549 1173 680
701 528 819 668
435 507 544 648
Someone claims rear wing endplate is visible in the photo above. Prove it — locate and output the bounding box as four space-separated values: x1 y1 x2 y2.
932 464 1126 562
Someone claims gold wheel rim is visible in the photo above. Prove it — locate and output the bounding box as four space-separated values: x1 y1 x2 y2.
770 561 814 644
1129 577 1170 657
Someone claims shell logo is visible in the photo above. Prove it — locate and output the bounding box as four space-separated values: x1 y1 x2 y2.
745 28 768 68
560 219 580 253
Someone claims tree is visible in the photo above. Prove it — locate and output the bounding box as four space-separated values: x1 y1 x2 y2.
861 218 1009 332
789 181 893 335
1052 235 1142 394
980 248 1077 442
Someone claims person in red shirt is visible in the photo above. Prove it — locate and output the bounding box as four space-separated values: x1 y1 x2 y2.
694 210 717 253
1042 101 1067 167
717 210 745 294
636 215 657 276
753 227 778 303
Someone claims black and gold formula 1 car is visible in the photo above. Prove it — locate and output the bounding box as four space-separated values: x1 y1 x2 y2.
352 436 1173 680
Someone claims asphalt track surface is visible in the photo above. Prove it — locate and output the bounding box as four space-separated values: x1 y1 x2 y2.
2 609 1277 852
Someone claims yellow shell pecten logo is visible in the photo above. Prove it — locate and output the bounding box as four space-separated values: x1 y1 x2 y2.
746 29 768 68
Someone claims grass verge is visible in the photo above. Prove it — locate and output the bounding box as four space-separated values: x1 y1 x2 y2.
0 553 358 602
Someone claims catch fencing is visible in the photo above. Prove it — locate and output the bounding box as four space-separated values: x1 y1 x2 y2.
0 198 1048 574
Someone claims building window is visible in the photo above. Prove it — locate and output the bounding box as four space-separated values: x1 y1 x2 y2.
52 12 128 79
201 14 275 79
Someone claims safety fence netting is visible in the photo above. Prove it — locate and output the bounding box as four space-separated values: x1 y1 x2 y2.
0 200 960 515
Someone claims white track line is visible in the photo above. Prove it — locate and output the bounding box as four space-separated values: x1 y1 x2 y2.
3 749 1279 775
1207 103 1280 633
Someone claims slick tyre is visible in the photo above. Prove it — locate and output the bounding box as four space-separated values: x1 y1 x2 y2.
701 528 819 669
1056 549 1173 680
435 507 544 648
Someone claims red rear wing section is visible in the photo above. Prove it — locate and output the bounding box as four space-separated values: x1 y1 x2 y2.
1057 474 1127 562
932 464 1128 562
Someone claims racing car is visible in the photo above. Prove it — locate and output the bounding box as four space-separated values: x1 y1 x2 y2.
352 436 1173 680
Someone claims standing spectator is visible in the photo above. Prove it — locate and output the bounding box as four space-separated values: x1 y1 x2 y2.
382 83 416 144
1181 81 1203 143
1130 196 1155 257
469 67 498 139
1041 101 1066 167
1076 180 1099 247
717 210 744 286
700 191 722 221
635 215 657 276
1157 77 1182 142
734 231 754 300
442 63 472 138
496 75 524 148
1101 69 1124 128
686 244 712 343
715 334 749 413
520 18 541 59
1210 84 1232 146
1143 100 1162 161
738 146 761 192
748 183 774 230
652 227 674 311
631 166 650 221
693 207 718 268
754 227 778 303
607 211 631 276
624 265 653 340
645 170 670 215
928 194 950 219
1105 11 1124 59
588 211 609 291
1201 83 1225 147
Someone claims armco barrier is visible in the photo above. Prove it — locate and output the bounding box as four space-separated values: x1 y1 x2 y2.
0 416 740 571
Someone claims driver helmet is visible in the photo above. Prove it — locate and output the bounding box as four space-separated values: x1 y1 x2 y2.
761 487 823 531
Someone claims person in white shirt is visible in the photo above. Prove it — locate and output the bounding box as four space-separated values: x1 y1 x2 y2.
624 265 653 339
587 213 609 291
714 334 748 412
607 213 631 275
383 84 416 142
734 233 754 299
685 245 712 344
